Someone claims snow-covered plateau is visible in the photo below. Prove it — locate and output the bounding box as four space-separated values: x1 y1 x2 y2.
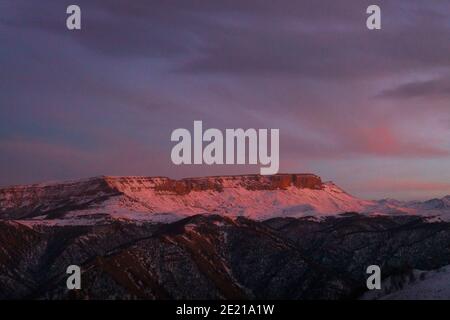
0 174 449 225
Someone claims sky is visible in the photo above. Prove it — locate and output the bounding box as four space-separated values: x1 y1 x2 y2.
0 0 449 200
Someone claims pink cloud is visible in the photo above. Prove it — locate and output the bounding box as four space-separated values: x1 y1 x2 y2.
341 124 449 157
283 119 449 159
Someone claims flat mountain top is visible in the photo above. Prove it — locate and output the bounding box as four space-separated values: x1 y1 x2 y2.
0 174 449 224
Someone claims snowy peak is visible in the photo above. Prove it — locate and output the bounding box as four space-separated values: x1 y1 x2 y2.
366 195 450 220
420 196 450 210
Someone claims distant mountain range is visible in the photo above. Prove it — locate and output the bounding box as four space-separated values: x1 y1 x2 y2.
1 174 449 300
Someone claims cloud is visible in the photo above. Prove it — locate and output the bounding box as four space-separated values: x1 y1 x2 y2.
176 0 450 79
378 76 450 99
3 0 450 77
1 0 212 58
0 0 449 199
282 122 450 159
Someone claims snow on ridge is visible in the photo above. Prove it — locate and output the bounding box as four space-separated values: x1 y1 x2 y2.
59 180 372 224
1 174 450 225
0 176 108 190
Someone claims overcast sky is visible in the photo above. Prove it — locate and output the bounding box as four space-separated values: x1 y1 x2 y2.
1 0 449 200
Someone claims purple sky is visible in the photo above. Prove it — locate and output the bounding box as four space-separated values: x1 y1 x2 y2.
1 0 449 200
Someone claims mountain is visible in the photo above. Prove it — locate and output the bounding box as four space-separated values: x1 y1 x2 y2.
0 174 373 224
1 173 450 300
365 196 450 221
1 174 449 225
1 213 449 299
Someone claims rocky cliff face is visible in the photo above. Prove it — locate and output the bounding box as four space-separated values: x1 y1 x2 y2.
100 173 323 195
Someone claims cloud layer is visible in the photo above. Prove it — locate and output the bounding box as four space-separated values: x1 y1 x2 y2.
0 0 449 200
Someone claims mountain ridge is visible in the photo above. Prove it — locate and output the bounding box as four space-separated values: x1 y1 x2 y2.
1 213 450 299
0 173 367 223
0 174 449 224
